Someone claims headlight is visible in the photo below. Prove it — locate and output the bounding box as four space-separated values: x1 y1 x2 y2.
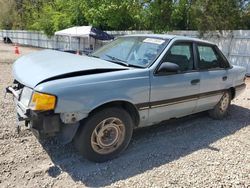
29 92 56 111
20 87 33 107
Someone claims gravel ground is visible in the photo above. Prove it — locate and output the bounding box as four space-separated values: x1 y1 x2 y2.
0 42 250 187
0 42 40 64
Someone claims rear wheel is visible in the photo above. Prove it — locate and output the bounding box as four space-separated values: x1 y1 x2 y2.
74 107 133 162
209 91 231 119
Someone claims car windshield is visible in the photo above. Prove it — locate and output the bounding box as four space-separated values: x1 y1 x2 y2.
91 36 169 68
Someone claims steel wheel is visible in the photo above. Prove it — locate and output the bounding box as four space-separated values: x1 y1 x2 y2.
74 107 133 162
209 91 231 120
91 117 125 155
219 92 230 112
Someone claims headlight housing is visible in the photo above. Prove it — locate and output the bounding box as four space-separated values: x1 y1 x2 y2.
29 91 56 111
20 87 33 107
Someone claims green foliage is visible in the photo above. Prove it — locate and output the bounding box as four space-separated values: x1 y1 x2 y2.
171 0 193 30
82 0 142 30
0 0 17 29
0 0 249 35
192 0 242 33
140 0 173 31
29 0 87 36
241 2 250 29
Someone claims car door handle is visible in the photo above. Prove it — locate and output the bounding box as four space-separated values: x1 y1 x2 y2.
222 76 227 81
191 79 200 85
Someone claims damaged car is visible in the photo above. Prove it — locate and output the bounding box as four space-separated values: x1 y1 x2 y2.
7 34 246 162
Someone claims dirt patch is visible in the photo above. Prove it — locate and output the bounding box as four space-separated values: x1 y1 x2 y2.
0 42 41 64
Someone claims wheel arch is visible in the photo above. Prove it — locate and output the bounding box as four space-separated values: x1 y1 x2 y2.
229 87 236 99
87 100 140 128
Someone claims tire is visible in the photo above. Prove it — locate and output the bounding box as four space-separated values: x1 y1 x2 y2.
73 107 133 162
209 91 231 120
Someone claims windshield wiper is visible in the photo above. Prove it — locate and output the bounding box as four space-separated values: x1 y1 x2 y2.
90 54 143 68
127 64 144 68
105 54 129 67
88 54 99 58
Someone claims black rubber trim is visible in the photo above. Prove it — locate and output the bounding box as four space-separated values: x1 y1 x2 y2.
136 83 246 110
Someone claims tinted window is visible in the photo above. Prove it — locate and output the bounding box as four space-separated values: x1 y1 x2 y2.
197 45 221 69
162 43 193 71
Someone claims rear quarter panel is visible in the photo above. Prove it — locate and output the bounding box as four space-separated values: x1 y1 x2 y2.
231 65 246 87
230 65 246 98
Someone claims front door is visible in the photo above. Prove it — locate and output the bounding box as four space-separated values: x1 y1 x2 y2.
148 41 200 126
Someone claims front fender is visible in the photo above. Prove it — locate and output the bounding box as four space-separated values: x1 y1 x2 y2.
34 70 150 115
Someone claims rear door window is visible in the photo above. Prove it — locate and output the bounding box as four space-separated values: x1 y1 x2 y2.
197 45 221 69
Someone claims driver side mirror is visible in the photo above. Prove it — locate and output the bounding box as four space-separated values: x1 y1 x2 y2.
157 62 180 74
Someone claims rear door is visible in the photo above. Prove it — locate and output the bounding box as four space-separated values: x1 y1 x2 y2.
194 43 232 112
148 41 200 125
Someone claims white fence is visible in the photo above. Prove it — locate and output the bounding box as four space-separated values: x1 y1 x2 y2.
0 29 250 75
0 30 153 51
0 30 105 51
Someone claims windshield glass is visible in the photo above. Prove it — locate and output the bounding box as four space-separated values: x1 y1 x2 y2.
91 36 169 68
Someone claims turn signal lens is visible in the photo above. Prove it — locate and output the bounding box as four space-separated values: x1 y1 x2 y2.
30 92 56 111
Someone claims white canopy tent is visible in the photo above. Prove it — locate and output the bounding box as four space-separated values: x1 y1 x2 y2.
55 26 113 53
55 26 93 51
55 26 94 37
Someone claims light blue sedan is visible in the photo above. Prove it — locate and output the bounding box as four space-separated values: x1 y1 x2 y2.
7 34 246 162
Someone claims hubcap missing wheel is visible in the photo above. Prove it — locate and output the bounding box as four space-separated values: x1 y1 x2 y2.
91 117 125 154
220 93 230 112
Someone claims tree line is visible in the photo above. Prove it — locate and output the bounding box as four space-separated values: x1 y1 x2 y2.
0 0 249 36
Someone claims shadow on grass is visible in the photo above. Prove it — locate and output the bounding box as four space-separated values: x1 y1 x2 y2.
42 104 250 187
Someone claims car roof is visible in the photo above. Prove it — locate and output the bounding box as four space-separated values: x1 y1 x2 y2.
122 34 215 45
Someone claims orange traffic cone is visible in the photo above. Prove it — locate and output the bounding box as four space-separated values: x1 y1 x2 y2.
14 44 20 55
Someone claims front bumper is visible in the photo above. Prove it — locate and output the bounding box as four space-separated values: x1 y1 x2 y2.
6 85 79 143
6 86 60 137
6 86 29 121
15 97 31 121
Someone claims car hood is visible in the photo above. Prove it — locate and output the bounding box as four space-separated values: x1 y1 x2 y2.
13 50 127 88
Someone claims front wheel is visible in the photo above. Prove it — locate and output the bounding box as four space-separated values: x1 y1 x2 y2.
209 91 231 120
74 107 133 162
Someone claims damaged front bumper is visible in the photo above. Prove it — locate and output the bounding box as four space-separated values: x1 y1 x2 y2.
6 86 31 121
6 86 79 143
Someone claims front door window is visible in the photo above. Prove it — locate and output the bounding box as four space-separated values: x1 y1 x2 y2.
162 43 194 72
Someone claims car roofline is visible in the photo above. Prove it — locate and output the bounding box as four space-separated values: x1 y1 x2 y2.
119 34 216 45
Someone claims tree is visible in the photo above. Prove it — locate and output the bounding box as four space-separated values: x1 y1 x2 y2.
0 0 17 29
29 0 88 36
1 0 250 35
81 0 142 30
191 0 243 33
240 1 250 29
141 0 173 31
171 0 194 30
